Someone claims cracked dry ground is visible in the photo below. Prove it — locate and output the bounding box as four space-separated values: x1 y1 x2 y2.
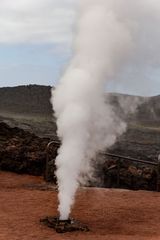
0 171 160 240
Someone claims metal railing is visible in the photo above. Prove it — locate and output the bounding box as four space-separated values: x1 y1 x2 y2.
45 140 160 191
102 152 160 191
44 140 60 181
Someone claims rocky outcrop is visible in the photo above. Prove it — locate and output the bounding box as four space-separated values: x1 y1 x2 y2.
0 122 50 176
0 122 159 191
100 157 157 191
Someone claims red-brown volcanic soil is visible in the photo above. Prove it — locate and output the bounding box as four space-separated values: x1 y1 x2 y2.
0 171 160 240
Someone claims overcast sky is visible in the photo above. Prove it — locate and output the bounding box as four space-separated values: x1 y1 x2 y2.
0 0 160 96
0 0 76 87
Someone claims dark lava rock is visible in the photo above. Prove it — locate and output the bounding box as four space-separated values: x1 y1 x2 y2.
0 121 159 191
40 216 89 233
0 122 55 177
99 156 158 191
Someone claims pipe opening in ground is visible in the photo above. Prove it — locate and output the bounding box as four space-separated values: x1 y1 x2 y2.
40 216 89 233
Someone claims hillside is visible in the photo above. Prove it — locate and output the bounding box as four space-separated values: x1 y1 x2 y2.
0 85 53 117
1 84 160 127
105 93 160 161
0 85 56 137
0 85 160 161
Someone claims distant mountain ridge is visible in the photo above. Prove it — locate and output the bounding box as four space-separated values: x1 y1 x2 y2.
0 85 160 136
106 92 160 124
0 85 160 161
0 85 53 117
0 84 160 123
0 85 56 138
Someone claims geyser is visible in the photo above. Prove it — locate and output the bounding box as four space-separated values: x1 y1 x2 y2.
51 0 160 220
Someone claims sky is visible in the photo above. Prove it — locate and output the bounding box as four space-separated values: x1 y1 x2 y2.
0 0 160 96
0 0 76 87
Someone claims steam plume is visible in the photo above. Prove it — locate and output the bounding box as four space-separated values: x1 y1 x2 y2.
52 0 159 220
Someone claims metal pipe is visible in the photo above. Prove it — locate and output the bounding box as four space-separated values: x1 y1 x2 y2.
103 152 158 166
156 156 160 192
46 140 158 167
45 140 60 181
45 140 159 191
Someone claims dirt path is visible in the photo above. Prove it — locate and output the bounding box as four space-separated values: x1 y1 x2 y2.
0 171 160 240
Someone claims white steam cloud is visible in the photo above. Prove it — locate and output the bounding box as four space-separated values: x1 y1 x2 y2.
52 0 160 220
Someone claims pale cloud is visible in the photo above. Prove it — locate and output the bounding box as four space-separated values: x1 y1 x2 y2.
0 0 78 44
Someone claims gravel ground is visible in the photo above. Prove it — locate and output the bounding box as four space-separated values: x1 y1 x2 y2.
0 171 160 240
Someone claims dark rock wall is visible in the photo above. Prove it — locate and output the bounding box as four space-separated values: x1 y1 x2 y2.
0 122 49 175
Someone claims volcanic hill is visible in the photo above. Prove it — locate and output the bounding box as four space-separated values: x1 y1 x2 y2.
0 85 160 160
